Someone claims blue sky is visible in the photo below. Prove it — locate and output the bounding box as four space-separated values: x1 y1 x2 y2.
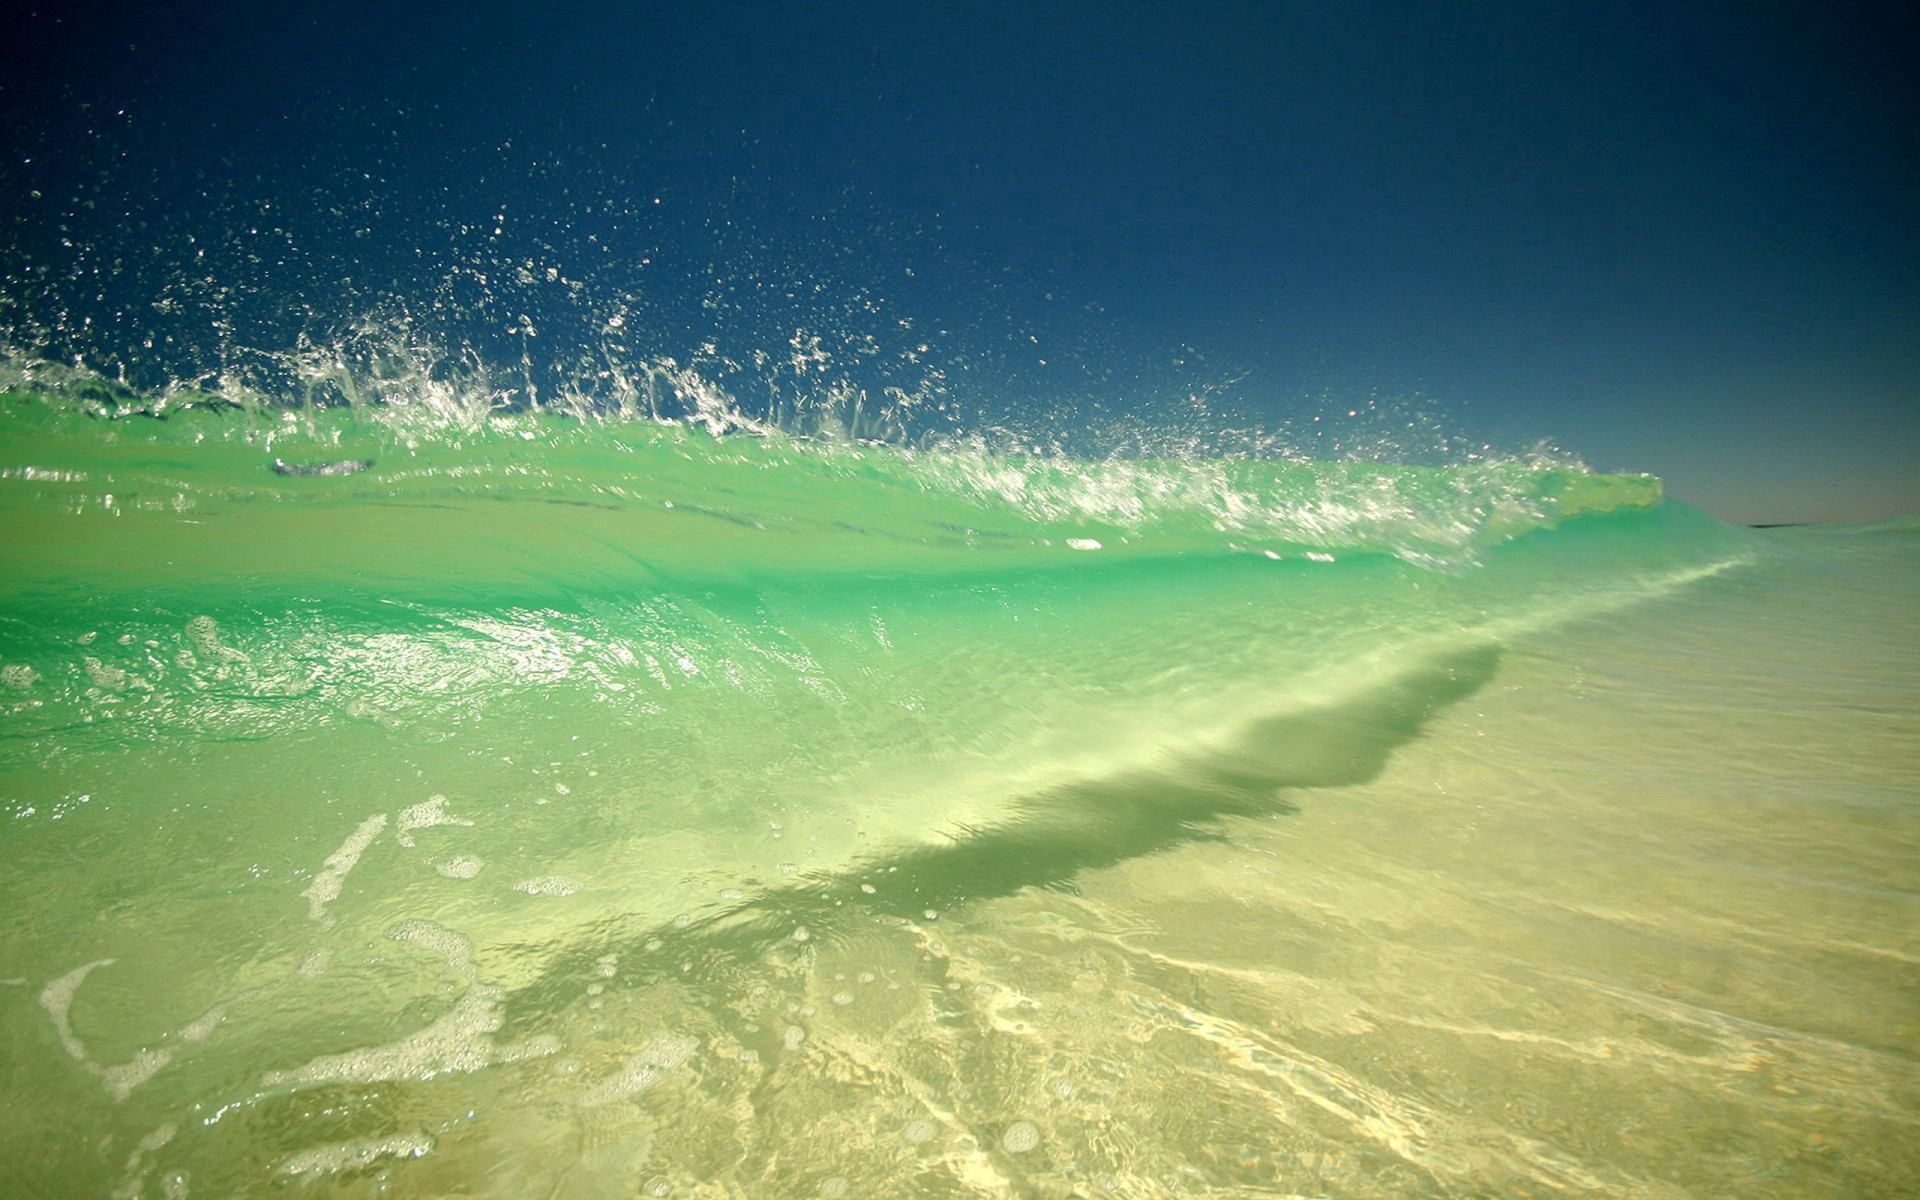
3 1 1915 521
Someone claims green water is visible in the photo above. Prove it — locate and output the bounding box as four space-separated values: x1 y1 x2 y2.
1 397 1914 1197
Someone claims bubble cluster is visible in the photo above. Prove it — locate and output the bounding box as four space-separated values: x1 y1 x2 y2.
274 1132 434 1180
384 919 475 978
902 1119 937 1145
579 1034 699 1107
261 985 558 1086
1001 1120 1041 1154
514 875 582 897
302 813 388 923
396 793 474 847
434 855 485 880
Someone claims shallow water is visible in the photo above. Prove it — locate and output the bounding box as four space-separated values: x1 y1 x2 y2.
1 400 1914 1197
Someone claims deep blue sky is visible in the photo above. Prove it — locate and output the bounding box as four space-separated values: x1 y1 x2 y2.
4 0 1915 521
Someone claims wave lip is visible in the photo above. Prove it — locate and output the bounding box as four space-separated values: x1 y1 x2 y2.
2 390 1667 590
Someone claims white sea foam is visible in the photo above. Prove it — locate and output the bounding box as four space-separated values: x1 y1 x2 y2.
39 959 114 1063
102 1048 172 1102
275 1132 434 1179
385 919 475 978
579 1060 661 1106
514 874 582 896
1001 1120 1041 1153
102 996 241 1100
110 1123 177 1200
262 984 558 1087
42 962 239 1101
396 793 473 847
579 1034 699 1107
302 813 388 923
184 615 247 666
84 657 128 690
434 854 485 879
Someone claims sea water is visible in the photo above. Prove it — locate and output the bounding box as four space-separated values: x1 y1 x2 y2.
0 394 1914 1198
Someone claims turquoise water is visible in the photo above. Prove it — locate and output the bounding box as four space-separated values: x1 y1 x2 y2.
1 393 1915 1197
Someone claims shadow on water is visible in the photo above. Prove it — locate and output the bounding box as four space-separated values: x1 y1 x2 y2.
508 642 1501 1008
